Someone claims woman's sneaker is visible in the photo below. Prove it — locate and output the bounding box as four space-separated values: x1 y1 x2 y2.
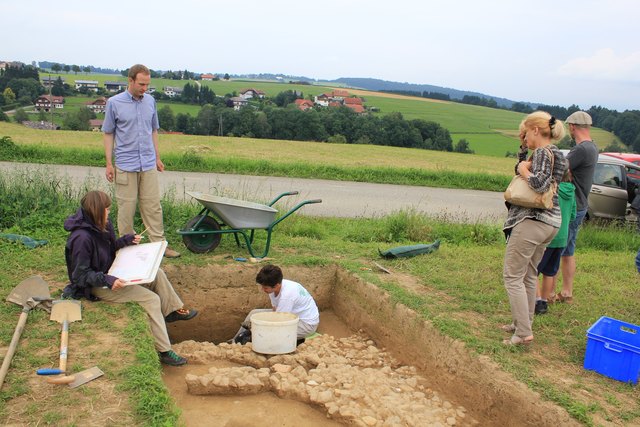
159 350 187 366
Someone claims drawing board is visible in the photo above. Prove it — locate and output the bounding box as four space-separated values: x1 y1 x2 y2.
108 241 167 284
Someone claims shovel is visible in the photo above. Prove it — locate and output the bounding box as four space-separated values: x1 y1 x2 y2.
36 300 81 376
36 300 103 387
0 276 51 390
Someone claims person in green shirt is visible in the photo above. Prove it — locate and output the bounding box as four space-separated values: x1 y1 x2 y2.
535 171 576 315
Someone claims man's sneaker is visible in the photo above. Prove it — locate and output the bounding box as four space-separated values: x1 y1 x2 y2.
234 330 252 345
535 300 548 315
159 350 187 366
164 247 181 258
165 308 198 323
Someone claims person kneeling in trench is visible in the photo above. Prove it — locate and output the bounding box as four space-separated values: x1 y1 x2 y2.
232 264 319 345
62 190 197 366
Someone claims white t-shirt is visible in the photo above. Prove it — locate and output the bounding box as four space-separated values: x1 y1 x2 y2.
269 279 319 326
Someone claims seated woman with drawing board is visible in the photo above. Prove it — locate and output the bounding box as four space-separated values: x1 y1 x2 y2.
62 190 197 366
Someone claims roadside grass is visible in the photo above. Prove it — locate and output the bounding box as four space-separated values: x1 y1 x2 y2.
1 170 639 425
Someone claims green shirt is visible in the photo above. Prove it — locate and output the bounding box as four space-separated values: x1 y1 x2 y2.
548 182 576 248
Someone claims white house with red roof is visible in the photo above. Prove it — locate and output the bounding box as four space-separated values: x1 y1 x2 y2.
86 97 107 113
201 73 216 81
35 95 64 112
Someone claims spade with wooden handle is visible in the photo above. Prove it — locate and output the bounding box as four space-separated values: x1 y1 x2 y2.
0 276 51 390
36 300 81 376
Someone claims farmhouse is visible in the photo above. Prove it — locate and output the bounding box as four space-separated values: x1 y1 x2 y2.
294 99 314 111
345 104 365 114
314 93 330 107
35 95 64 112
240 88 266 100
85 97 107 113
74 80 99 92
41 76 65 88
201 73 216 81
229 96 248 110
89 119 104 131
164 86 183 98
104 81 128 93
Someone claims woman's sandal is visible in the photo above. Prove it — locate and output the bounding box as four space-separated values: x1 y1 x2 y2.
555 293 573 304
502 335 533 346
499 324 516 333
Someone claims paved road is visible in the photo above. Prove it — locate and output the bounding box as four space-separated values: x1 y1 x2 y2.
0 161 507 223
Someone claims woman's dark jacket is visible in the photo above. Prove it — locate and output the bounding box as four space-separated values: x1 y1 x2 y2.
63 208 134 300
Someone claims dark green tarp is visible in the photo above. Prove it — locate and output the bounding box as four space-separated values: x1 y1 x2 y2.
0 234 49 249
378 239 440 259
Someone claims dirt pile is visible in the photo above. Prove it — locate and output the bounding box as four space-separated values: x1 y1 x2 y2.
174 333 477 426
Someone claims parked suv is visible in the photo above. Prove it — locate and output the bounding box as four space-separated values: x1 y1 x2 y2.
561 150 640 220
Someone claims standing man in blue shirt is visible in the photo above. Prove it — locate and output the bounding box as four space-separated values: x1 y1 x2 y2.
102 64 180 258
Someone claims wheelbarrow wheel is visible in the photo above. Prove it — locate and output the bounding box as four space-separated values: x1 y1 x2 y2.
182 215 222 253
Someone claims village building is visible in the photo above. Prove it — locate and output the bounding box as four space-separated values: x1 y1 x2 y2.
240 88 266 100
345 104 365 114
163 86 183 98
85 97 107 114
41 76 66 88
104 81 128 93
35 95 64 112
74 80 99 92
294 99 314 111
89 119 104 131
229 96 249 110
314 93 331 107
201 73 216 81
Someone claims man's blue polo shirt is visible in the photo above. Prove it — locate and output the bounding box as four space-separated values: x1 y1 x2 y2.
102 90 160 172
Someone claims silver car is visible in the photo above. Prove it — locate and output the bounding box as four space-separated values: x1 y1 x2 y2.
560 150 640 220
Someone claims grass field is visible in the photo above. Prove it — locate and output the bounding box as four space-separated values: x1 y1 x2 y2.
0 121 517 178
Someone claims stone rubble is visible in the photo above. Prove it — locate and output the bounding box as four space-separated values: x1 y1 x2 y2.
174 334 478 426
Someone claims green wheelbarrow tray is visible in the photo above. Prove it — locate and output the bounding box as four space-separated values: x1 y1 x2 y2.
177 191 322 258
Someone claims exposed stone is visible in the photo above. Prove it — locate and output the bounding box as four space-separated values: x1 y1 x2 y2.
174 333 474 426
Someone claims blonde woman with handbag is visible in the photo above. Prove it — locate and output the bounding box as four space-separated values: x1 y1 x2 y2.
501 111 567 346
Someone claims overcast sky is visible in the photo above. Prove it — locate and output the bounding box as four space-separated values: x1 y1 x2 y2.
4 0 639 111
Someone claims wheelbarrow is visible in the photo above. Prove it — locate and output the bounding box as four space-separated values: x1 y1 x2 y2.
177 191 322 258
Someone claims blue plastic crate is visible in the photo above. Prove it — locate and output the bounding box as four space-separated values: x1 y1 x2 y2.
584 316 640 384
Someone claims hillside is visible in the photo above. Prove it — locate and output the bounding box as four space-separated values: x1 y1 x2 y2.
28 72 620 156
332 77 519 108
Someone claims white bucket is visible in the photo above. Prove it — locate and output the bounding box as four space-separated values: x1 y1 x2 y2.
250 312 299 354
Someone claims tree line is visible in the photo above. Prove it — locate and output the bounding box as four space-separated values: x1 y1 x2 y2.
157 99 473 153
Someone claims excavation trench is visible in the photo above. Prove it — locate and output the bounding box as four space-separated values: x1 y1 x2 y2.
161 264 576 427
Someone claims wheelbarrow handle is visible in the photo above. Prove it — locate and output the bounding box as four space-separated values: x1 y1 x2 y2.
305 199 322 204
268 191 300 206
